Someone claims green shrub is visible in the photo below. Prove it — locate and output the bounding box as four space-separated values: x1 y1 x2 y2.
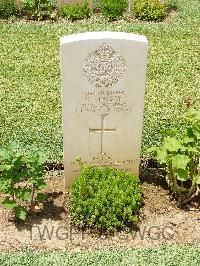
0 148 48 220
100 0 128 21
165 0 178 10
148 109 200 205
133 0 166 21
70 164 142 231
0 0 17 19
20 0 57 20
60 1 91 21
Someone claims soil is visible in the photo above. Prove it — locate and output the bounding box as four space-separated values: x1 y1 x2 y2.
0 165 200 252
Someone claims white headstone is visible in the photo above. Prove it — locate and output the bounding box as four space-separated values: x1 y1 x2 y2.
60 32 148 187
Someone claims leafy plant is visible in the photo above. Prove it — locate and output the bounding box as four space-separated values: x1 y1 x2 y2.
100 0 128 21
133 0 166 21
148 109 200 204
0 0 18 19
70 163 142 231
0 148 47 220
60 1 91 21
165 0 178 10
20 0 57 20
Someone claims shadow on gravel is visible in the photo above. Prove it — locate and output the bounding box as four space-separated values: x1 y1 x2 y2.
14 191 67 232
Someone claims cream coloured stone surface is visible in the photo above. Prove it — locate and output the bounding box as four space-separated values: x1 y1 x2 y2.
60 32 148 187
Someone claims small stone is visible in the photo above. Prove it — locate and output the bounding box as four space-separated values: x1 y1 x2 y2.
30 205 43 213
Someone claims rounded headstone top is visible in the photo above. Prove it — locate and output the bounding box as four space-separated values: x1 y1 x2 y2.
60 31 148 45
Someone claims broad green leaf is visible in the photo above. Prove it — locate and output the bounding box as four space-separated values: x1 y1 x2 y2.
193 130 200 140
186 109 200 121
187 127 195 138
30 181 48 190
12 155 23 168
156 148 167 164
163 137 182 152
0 164 13 171
36 193 47 202
2 198 16 209
36 181 48 190
14 188 32 201
182 137 194 144
21 190 32 201
0 178 13 193
14 188 22 198
182 146 199 153
172 154 190 170
161 128 179 137
146 146 157 155
22 191 31 200
0 149 10 161
26 152 46 166
194 175 200 185
175 169 189 181
9 141 20 151
14 206 27 221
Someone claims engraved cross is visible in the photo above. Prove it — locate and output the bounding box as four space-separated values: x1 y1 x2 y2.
89 114 116 154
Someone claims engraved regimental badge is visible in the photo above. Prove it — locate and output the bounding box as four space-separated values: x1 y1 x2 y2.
83 43 126 88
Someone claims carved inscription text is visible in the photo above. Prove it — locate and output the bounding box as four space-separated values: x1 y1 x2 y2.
76 90 131 113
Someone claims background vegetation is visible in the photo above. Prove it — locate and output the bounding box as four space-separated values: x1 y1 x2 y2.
0 0 199 163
